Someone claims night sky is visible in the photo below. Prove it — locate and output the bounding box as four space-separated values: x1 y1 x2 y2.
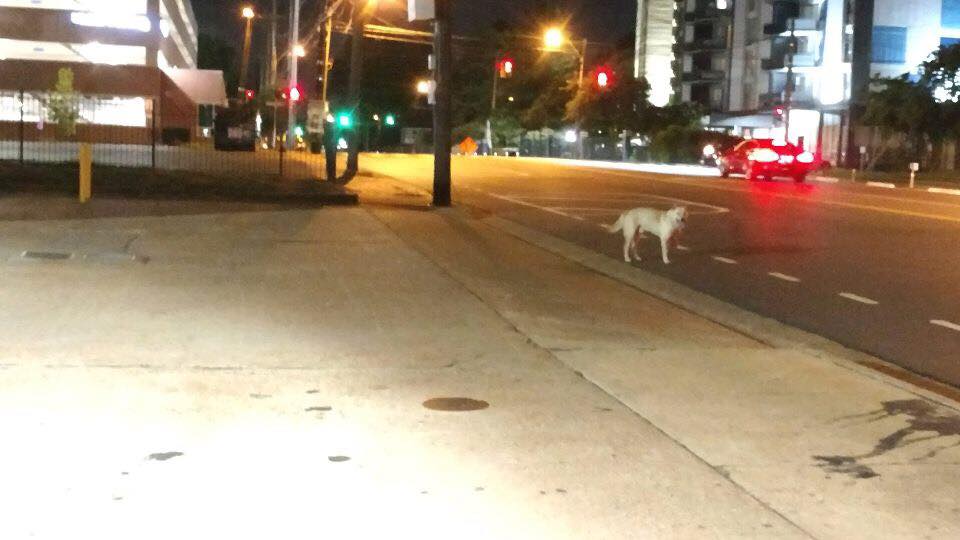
195 0 637 48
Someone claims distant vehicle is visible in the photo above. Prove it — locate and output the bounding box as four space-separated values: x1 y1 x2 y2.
213 104 258 151
700 137 743 167
717 139 815 183
495 147 520 157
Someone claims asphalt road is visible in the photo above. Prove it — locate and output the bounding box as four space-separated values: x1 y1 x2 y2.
361 153 960 388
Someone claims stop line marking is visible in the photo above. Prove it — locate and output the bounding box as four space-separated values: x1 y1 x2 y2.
839 292 879 305
931 319 960 332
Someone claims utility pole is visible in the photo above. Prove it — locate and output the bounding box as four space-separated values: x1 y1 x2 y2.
432 0 452 206
485 60 498 154
286 0 301 149
343 0 368 179
269 0 278 86
784 17 796 143
322 15 333 114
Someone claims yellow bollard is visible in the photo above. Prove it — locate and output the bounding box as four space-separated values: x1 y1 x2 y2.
78 143 92 203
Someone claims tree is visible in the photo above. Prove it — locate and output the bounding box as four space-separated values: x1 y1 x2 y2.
47 68 79 137
564 59 652 134
862 75 942 167
920 43 960 103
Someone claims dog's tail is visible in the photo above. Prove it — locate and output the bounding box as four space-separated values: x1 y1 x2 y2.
604 213 624 233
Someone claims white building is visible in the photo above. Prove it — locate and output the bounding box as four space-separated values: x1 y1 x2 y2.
671 0 960 163
635 0 678 106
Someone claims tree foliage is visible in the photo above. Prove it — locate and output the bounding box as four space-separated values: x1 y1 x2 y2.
47 68 79 137
863 75 942 165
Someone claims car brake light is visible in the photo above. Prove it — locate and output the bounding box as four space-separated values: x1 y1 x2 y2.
749 148 779 163
797 152 815 164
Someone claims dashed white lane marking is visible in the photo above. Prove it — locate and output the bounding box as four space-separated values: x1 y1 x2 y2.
931 319 960 332
865 181 897 189
711 256 738 264
493 193 731 215
928 187 960 196
838 292 879 305
768 272 801 283
676 245 691 252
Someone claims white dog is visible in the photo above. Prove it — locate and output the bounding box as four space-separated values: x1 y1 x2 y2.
606 206 687 264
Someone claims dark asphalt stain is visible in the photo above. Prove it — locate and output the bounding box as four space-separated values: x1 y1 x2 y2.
422 397 489 412
121 471 129 476
555 488 567 494
23 251 71 260
475 486 485 492
306 406 332 412
421 490 429 495
250 393 271 399
147 451 183 461
306 389 320 394
328 455 350 463
539 490 546 495
113 497 123 501
596 406 613 412
815 399 960 479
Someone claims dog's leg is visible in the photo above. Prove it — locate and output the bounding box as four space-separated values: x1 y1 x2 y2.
622 230 633 262
660 236 671 264
630 229 644 260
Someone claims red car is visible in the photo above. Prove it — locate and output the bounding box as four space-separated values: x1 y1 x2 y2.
717 139 816 183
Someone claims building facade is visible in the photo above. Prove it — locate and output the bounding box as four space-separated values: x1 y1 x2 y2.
635 0 678 106
669 0 960 163
0 0 215 140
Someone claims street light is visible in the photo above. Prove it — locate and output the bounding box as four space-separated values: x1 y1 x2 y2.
238 6 256 95
293 44 306 58
544 27 565 50
416 79 431 95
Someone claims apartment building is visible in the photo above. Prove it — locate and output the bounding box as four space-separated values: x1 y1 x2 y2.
0 0 224 141
635 0 678 106
671 0 960 163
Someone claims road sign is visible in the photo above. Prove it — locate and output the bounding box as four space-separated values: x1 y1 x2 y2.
459 137 478 155
307 100 325 134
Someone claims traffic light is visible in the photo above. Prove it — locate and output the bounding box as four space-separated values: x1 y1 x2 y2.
337 112 353 128
595 67 613 89
773 105 785 122
385 114 396 126
289 86 302 102
244 89 255 101
499 57 514 78
275 87 288 101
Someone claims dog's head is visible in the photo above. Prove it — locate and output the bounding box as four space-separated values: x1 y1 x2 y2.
667 206 688 228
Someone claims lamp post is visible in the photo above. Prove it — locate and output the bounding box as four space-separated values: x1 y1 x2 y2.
544 27 588 158
239 6 255 95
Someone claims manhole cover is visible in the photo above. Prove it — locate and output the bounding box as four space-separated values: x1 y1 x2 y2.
422 397 489 411
22 251 71 260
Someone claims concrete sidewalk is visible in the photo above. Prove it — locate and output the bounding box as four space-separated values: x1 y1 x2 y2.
0 184 958 539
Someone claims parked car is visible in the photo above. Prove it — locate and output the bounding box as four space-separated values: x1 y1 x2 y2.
700 137 744 167
213 104 258 152
717 139 816 182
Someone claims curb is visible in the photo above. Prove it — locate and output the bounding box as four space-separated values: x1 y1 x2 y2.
481 214 960 411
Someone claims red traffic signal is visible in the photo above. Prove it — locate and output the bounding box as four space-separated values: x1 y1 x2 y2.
244 89 256 101
595 67 613 89
289 86 302 102
498 57 514 78
275 86 302 103
773 105 785 121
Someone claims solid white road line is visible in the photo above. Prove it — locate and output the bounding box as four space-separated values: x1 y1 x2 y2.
486 193 585 221
810 176 840 184
866 181 897 189
928 187 960 196
768 272 801 283
930 319 960 332
711 256 738 265
838 292 879 305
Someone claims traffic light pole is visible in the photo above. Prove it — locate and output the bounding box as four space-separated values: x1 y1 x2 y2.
485 60 498 154
432 0 452 206
784 17 796 143
286 0 300 150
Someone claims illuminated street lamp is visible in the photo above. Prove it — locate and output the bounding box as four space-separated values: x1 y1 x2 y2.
293 44 307 58
544 27 565 50
416 79 431 95
238 6 256 95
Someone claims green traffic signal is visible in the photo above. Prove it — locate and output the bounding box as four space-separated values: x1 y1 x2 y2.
337 113 353 128
385 114 396 126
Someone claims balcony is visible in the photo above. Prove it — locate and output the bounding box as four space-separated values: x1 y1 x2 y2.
763 17 819 35
758 89 815 107
685 36 729 52
684 6 733 22
681 69 726 83
761 52 817 70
